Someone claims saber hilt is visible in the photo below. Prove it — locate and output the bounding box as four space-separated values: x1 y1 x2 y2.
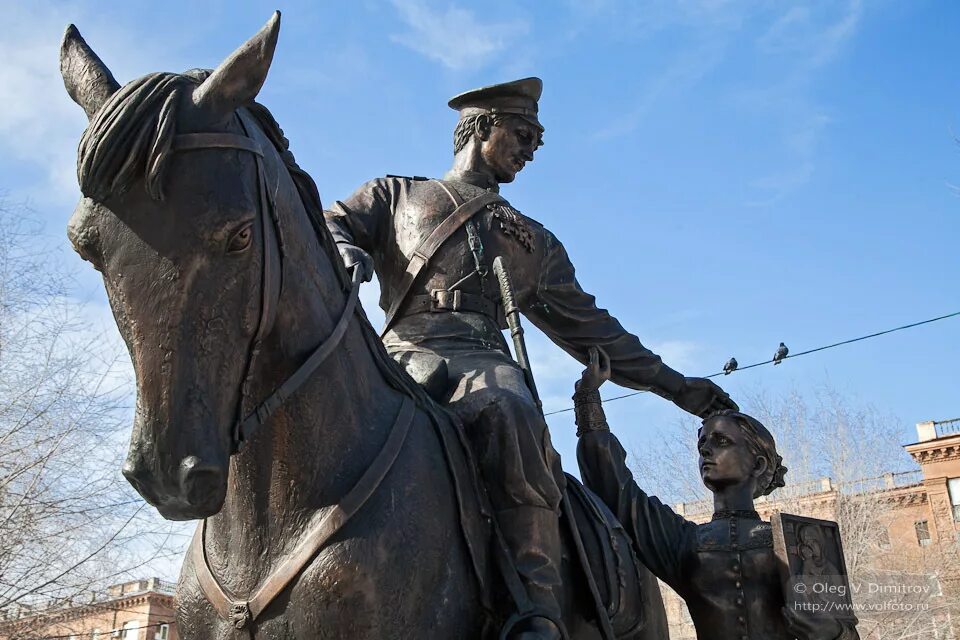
493 256 541 411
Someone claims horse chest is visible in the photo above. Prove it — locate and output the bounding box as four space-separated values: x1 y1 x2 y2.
171 415 483 640
176 531 453 639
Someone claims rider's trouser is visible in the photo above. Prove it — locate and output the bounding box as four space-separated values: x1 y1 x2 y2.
389 343 566 625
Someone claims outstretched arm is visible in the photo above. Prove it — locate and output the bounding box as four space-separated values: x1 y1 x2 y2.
526 231 736 418
574 348 694 592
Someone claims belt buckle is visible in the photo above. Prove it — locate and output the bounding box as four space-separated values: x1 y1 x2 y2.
430 289 461 312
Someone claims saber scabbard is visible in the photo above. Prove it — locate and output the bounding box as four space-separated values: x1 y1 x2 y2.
492 256 617 640
492 257 541 411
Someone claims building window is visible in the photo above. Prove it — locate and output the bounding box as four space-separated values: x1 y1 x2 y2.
155 624 170 640
948 478 960 522
915 520 932 547
121 620 141 640
877 527 891 549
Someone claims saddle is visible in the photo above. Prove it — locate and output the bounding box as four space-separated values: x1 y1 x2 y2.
425 402 660 639
564 474 666 640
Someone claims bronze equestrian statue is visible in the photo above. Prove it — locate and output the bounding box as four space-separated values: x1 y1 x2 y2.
574 348 860 639
59 13 665 640
324 74 737 640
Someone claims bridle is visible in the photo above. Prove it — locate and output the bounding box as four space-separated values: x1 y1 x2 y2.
170 109 415 632
174 109 362 453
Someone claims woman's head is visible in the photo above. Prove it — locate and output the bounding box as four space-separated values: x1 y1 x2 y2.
697 410 787 499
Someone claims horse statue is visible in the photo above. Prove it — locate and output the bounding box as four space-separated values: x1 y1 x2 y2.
59 13 666 639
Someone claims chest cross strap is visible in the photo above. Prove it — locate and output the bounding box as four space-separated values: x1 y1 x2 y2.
191 395 417 630
380 187 504 337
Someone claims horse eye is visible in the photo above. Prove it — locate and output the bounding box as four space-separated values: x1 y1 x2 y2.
227 223 254 253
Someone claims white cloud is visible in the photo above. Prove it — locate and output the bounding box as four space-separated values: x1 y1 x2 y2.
757 0 862 70
592 35 729 140
585 0 751 140
648 339 703 374
563 0 746 43
0 3 88 204
0 2 188 207
744 0 863 204
578 0 863 202
389 0 529 71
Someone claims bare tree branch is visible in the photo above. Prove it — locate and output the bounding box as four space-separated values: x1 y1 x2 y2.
0 198 187 618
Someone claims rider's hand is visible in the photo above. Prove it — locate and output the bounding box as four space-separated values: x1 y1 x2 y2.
673 377 738 418
576 347 611 394
337 244 374 283
782 606 845 640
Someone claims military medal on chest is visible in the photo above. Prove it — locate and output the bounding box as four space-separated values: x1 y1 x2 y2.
490 203 535 253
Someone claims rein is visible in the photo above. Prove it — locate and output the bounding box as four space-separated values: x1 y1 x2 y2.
172 112 414 631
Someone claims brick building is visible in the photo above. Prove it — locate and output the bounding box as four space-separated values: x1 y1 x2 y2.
0 578 177 640
663 418 960 639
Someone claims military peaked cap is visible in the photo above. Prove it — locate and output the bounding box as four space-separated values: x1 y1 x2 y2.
448 77 543 132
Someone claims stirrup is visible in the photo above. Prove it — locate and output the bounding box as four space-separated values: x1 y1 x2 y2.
499 611 570 640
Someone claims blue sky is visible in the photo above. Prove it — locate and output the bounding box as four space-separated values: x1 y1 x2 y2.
2 0 958 485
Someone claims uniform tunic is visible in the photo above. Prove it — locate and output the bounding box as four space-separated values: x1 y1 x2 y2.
324 171 686 397
577 430 859 640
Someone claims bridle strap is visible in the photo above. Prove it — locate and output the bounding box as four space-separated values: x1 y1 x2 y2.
171 127 281 448
190 394 417 629
230 109 284 450
248 395 415 619
236 266 362 442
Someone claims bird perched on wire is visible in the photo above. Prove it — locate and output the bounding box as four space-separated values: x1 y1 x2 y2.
723 358 738 375
773 342 789 365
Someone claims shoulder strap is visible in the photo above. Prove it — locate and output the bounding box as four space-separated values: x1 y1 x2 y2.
381 186 504 336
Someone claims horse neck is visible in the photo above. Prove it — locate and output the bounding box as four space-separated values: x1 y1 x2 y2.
204 143 405 586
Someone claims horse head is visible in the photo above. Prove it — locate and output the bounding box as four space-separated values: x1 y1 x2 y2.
60 13 295 521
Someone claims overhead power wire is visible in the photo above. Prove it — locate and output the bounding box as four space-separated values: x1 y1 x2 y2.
543 310 960 417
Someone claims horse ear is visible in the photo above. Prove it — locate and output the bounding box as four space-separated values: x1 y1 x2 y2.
191 11 281 121
60 25 121 120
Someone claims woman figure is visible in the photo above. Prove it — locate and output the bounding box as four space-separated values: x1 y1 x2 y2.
574 348 857 640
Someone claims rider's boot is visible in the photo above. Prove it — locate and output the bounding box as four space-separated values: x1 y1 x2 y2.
497 506 565 640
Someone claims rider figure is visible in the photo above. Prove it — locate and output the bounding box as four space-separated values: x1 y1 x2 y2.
324 77 737 639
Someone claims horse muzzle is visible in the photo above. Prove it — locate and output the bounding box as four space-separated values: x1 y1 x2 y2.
123 451 227 521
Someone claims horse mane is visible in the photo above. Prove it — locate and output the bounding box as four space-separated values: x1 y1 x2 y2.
77 69 447 424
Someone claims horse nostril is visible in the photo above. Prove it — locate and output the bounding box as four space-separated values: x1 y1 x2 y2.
122 457 161 506
179 456 225 509
121 461 143 496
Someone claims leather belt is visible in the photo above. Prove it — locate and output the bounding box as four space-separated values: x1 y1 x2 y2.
404 290 500 320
